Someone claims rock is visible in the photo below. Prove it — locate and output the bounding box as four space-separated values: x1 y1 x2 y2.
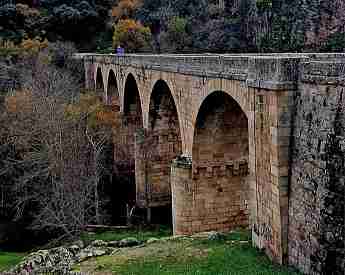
9 238 114 274
160 235 186 241
119 237 140 247
91 239 108 247
73 240 84 249
107 240 120 247
207 231 226 241
11 247 74 274
76 246 107 262
68 244 81 256
146 237 159 244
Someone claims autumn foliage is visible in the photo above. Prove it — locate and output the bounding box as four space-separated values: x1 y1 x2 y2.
0 37 48 58
112 19 151 52
65 92 120 130
112 0 142 21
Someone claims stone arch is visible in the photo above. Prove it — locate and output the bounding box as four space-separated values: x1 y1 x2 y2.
201 80 249 121
145 77 185 149
121 70 144 119
191 90 249 232
137 79 183 224
107 72 144 225
106 69 120 109
95 66 105 99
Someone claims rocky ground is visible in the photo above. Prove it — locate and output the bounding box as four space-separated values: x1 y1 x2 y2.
2 231 300 275
3 236 144 275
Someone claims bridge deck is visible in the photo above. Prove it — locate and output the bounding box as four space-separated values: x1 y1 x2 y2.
80 53 345 89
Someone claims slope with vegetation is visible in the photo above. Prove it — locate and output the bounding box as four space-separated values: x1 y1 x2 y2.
0 40 121 250
75 230 300 275
1 0 344 53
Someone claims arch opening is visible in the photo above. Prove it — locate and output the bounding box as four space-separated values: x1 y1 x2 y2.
106 73 143 225
192 91 249 232
106 70 120 110
95 68 104 98
138 80 182 225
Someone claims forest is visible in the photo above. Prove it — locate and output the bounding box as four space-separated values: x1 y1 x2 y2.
1 0 345 54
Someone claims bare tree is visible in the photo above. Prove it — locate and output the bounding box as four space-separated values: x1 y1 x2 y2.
0 46 112 240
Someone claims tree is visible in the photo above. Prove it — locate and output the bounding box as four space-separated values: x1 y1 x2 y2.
192 18 246 53
0 42 113 242
112 0 142 21
112 19 152 52
160 16 191 53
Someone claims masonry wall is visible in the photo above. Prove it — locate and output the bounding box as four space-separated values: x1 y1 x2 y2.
109 84 143 222
136 84 182 208
172 92 250 235
288 81 345 274
251 88 293 263
86 54 345 274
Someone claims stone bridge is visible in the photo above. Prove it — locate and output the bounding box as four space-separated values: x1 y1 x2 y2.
82 53 345 274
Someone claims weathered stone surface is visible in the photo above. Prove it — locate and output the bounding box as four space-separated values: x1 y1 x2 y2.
75 246 107 262
207 231 227 241
90 240 108 247
10 247 74 274
289 82 345 275
82 53 345 274
118 237 140 247
107 240 120 247
8 240 113 274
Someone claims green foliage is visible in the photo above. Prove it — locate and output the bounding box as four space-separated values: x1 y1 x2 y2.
76 230 301 275
0 251 26 271
0 39 20 57
81 225 172 244
321 32 345 52
95 30 114 54
1 0 343 53
161 16 191 52
256 0 272 12
0 0 114 51
170 16 187 35
192 18 246 53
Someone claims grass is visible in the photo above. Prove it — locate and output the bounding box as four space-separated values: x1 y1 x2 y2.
0 251 26 272
75 229 301 275
81 225 172 244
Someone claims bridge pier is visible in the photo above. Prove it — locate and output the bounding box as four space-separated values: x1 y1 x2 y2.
84 53 345 274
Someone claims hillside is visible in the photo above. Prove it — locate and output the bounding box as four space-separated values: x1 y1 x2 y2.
1 0 344 53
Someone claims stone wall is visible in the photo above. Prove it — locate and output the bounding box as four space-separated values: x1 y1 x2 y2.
136 81 182 210
172 91 249 235
289 62 345 274
83 53 345 274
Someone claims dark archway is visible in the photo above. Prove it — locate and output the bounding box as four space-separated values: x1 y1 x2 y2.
108 73 143 225
192 91 249 232
143 80 182 225
106 70 120 111
95 68 104 99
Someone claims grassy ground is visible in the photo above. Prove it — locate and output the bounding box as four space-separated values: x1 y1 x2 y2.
0 251 26 272
81 225 172 244
0 226 171 272
75 230 300 275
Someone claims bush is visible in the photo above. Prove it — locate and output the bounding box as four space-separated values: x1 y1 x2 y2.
112 19 152 52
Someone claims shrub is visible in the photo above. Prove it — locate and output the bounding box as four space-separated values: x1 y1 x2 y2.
112 19 152 52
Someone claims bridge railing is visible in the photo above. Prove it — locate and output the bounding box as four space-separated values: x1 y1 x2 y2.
79 53 345 87
82 54 251 80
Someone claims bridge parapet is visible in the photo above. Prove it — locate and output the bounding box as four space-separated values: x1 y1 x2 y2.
301 60 345 85
82 53 345 90
84 54 251 81
79 52 345 273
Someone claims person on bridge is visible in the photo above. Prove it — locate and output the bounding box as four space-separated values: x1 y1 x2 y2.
116 45 125 56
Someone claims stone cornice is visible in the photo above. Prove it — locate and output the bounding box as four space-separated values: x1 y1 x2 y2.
79 53 345 89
